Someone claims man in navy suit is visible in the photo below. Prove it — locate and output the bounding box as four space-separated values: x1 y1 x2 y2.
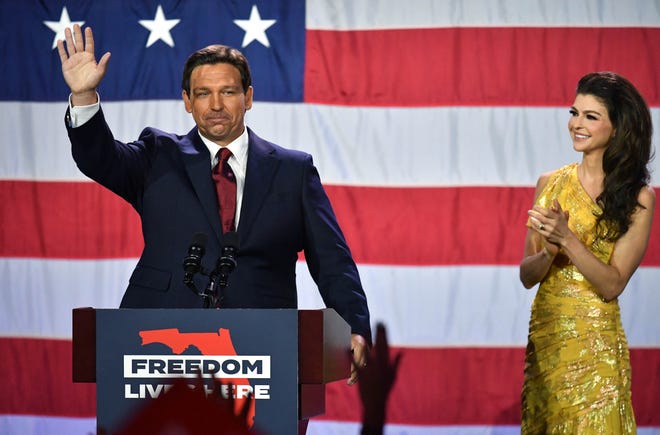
57 25 370 384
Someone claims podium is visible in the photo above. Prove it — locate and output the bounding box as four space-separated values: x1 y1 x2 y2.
72 307 351 434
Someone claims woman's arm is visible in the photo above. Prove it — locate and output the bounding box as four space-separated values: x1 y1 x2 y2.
519 172 559 288
528 186 655 300
562 187 654 300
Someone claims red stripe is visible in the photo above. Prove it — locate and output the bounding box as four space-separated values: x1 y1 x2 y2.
304 27 660 107
318 347 660 426
1 180 142 259
328 185 660 266
330 185 533 265
0 337 95 417
2 337 658 425
2 181 660 265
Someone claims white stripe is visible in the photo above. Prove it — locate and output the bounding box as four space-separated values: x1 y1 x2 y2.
3 415 659 435
307 420 522 435
3 101 660 186
2 259 658 347
306 420 660 435
0 415 96 435
0 258 127 339
306 0 660 30
298 263 660 348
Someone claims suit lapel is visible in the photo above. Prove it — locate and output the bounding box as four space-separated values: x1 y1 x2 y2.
180 128 223 242
239 128 279 241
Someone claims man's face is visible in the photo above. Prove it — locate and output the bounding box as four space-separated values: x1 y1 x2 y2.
182 63 253 146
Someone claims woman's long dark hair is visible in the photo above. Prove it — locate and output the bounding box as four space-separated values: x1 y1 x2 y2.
576 72 654 240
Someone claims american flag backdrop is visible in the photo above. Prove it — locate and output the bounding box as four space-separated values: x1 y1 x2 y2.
1 0 659 434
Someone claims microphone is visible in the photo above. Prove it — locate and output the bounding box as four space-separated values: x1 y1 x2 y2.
217 231 239 288
204 231 240 308
183 232 207 287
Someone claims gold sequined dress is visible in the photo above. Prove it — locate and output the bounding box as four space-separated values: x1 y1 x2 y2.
521 163 636 434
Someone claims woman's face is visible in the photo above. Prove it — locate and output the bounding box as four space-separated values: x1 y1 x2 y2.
568 93 615 154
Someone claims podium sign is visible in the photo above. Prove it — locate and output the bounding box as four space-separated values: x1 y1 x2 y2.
95 309 299 434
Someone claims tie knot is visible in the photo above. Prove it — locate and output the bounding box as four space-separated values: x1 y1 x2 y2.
217 147 232 164
215 148 234 180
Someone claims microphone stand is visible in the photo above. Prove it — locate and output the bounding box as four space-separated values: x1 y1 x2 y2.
203 232 239 308
182 233 209 303
183 232 239 308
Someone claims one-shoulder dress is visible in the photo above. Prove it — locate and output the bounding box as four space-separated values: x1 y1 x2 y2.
521 163 636 434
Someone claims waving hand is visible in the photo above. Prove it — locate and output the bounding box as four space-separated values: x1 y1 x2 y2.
56 24 110 106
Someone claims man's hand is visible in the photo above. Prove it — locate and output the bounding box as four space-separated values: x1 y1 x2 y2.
56 24 110 106
348 333 369 385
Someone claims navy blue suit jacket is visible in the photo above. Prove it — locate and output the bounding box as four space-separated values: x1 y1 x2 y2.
66 108 371 338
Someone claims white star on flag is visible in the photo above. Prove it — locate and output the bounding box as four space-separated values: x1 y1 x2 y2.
43 7 85 50
138 5 180 48
233 5 276 48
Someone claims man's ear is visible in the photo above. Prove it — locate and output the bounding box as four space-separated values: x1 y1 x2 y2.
245 86 254 111
182 90 192 113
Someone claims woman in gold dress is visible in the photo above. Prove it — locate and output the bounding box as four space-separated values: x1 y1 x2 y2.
519 72 655 434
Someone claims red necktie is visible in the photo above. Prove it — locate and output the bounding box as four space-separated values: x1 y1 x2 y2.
212 148 237 233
